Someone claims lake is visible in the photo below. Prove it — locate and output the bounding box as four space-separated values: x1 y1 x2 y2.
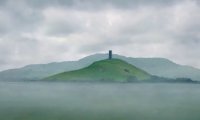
0 82 200 120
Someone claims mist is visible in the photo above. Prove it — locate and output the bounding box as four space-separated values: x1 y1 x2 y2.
0 82 200 120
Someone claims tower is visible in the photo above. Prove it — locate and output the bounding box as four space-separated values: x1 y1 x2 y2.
109 50 112 60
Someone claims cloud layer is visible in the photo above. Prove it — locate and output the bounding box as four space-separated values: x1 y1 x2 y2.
0 0 200 70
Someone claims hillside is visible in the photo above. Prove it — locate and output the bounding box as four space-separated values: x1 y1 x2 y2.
44 59 151 82
0 61 83 81
81 54 200 81
1 54 200 81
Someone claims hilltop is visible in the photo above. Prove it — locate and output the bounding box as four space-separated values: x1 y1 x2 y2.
44 59 151 82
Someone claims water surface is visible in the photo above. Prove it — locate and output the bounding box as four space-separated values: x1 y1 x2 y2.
0 82 200 120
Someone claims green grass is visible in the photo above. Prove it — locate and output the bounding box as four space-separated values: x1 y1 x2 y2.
45 59 151 82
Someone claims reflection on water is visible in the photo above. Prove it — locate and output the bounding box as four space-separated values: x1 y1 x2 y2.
0 82 200 120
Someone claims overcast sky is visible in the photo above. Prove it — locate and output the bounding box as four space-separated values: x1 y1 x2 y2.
0 0 200 71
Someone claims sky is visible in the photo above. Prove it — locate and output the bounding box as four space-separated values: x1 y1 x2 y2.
0 0 200 71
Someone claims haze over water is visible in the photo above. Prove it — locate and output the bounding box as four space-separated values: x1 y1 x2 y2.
0 82 200 120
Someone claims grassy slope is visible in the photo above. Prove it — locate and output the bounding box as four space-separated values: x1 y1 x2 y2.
45 59 151 82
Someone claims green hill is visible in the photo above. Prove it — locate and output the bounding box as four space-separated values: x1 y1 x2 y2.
44 59 151 82
1 54 200 81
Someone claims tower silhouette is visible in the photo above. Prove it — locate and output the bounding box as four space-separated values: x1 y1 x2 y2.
109 50 112 60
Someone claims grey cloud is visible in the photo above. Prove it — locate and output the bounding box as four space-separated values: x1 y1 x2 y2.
22 0 183 10
0 36 40 70
0 1 43 35
1 0 197 11
0 0 200 70
78 35 133 53
26 0 74 9
0 0 6 6
44 20 83 36
90 0 178 9
0 25 8 35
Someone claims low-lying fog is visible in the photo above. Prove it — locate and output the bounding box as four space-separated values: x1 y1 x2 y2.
0 82 200 120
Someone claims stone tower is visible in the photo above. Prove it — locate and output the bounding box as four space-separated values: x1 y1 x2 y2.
109 50 112 60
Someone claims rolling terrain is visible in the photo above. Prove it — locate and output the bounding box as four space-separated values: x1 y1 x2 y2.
0 54 200 81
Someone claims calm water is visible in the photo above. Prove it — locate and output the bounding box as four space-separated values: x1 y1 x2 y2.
0 82 200 120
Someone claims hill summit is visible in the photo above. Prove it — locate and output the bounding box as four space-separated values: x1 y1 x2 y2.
44 59 152 82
